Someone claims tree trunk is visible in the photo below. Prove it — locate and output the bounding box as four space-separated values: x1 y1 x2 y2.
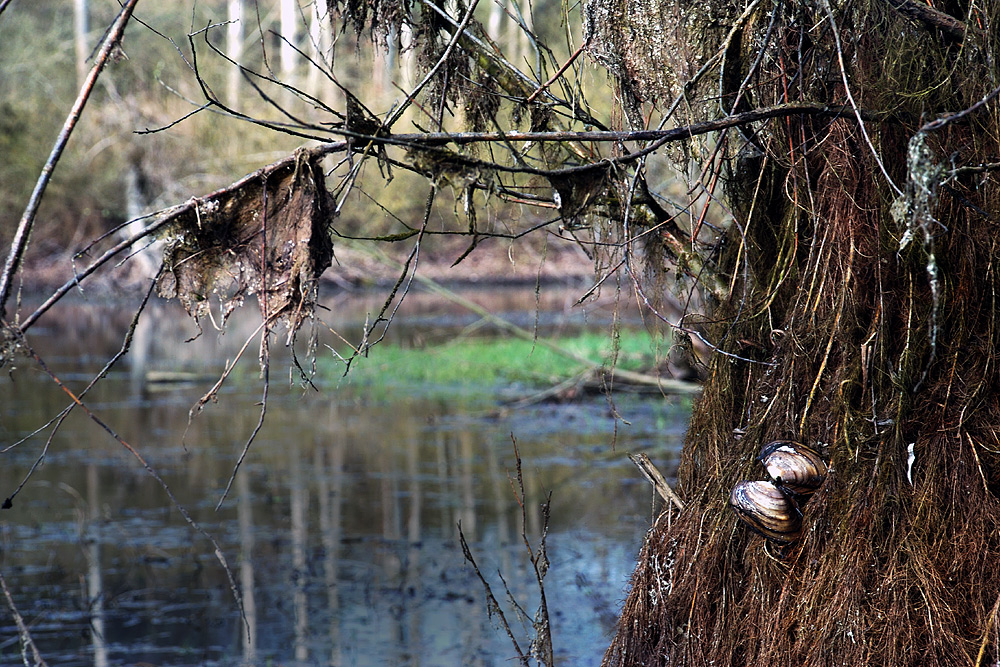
279 0 297 83
591 0 1000 664
227 0 243 106
73 0 88 88
306 0 333 99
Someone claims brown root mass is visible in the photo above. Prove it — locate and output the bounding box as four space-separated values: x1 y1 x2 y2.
156 154 333 335
596 0 1000 664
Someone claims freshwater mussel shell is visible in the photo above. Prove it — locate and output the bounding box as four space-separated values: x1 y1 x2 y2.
729 480 802 544
758 440 828 496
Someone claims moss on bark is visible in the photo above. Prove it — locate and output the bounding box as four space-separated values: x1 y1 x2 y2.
595 0 1000 663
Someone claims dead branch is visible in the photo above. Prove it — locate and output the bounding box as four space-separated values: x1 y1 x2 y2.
882 0 969 40
629 453 685 510
461 436 555 666
339 103 874 163
6 332 249 640
3 274 161 509
215 326 272 511
512 436 555 667
0 570 47 667
4 98 871 345
459 525 530 665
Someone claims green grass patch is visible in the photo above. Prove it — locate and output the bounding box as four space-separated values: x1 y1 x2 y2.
325 328 662 390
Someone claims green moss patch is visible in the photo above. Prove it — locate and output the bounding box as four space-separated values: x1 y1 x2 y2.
326 329 661 391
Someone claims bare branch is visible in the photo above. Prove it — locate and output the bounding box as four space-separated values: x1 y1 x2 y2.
5 332 249 639
3 273 161 509
459 524 529 664
921 83 1000 133
0 570 47 667
882 0 969 41
629 453 685 510
15 215 177 334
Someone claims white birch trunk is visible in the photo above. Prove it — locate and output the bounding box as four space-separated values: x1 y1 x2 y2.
519 0 536 75
279 0 298 83
227 0 243 106
488 0 504 41
399 22 415 91
306 0 333 99
74 0 89 88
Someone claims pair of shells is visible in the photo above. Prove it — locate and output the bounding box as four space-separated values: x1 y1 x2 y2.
729 441 828 544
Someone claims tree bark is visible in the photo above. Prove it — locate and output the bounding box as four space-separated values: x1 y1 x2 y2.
593 0 1000 664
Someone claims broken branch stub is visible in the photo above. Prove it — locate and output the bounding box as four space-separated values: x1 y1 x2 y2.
157 155 333 335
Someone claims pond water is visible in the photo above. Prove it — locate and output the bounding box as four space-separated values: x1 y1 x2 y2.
0 285 691 666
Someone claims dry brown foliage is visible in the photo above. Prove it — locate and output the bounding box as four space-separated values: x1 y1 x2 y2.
157 153 333 336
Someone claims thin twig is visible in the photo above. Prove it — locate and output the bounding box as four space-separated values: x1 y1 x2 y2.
184 318 270 442
821 0 903 197
952 160 1000 177
9 333 248 638
0 570 47 667
921 83 1000 133
215 171 275 511
16 216 175 334
510 436 554 667
629 452 685 510
381 0 480 131
21 337 250 633
525 39 589 104
459 525 529 665
2 272 162 510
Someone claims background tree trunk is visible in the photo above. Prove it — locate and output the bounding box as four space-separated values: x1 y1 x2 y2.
73 0 88 88
227 0 243 107
279 0 297 84
306 0 333 99
591 0 1000 664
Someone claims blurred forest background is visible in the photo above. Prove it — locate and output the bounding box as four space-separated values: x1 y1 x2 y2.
0 0 644 288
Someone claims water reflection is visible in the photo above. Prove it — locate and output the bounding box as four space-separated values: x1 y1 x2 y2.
0 288 690 666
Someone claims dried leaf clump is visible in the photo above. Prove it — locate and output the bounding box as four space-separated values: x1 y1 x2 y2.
157 155 333 335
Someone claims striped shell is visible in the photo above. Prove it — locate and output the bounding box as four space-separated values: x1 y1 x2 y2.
729 480 802 544
758 441 828 496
